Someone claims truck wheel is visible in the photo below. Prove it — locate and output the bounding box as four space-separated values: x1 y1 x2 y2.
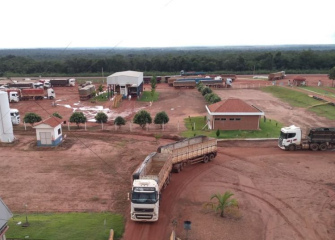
310 143 319 151
203 155 209 163
288 144 296 151
209 153 215 161
319 143 327 151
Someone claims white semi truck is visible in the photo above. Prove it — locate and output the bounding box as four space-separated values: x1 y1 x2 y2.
130 136 217 222
10 109 20 125
278 125 335 151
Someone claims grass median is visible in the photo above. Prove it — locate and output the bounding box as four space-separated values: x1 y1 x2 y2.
7 212 124 240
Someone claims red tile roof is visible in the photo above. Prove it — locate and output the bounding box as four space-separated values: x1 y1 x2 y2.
34 116 63 128
207 98 261 113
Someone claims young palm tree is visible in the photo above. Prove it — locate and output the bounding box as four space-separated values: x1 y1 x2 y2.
210 191 238 217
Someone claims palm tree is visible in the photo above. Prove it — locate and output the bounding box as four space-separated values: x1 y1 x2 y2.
210 191 238 217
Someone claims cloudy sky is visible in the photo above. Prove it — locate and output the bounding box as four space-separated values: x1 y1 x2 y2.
1 0 334 49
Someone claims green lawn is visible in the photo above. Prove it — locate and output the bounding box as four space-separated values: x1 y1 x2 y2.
261 86 321 107
7 212 124 240
181 116 282 139
139 91 159 102
299 86 335 98
262 86 335 120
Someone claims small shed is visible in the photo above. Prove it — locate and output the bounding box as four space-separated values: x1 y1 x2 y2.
293 76 307 86
33 116 63 146
107 71 143 99
206 98 264 130
0 198 13 240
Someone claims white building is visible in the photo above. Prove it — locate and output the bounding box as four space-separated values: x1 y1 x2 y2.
107 71 143 99
0 198 13 240
0 91 15 143
33 116 63 146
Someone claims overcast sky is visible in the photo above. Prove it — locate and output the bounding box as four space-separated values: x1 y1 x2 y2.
1 0 334 49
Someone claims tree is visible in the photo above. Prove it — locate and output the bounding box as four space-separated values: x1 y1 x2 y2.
133 110 152 129
114 116 126 128
24 112 42 126
52 112 62 119
216 129 220 137
97 84 104 93
154 111 169 128
201 87 212 96
329 66 335 87
209 191 238 217
95 112 108 123
150 76 157 100
197 82 205 92
69 112 87 128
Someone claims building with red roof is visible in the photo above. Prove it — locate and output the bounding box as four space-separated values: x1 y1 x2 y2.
33 116 63 146
206 98 264 130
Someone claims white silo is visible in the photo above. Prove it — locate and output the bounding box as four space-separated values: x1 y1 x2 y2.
0 91 15 143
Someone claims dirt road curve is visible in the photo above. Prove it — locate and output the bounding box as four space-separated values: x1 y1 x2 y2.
123 140 335 240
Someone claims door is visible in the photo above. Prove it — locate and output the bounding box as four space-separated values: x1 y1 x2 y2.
40 132 52 145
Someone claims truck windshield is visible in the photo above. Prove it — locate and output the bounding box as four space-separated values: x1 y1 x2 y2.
279 131 287 139
131 192 157 204
279 131 296 139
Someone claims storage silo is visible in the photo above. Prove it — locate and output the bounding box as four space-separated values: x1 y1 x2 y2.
0 91 15 143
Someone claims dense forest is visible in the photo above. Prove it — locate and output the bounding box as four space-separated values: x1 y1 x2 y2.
1 45 335 77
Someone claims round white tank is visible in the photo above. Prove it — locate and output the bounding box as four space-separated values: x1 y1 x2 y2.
0 91 15 143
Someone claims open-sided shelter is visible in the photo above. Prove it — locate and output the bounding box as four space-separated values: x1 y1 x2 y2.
107 71 143 99
206 98 264 130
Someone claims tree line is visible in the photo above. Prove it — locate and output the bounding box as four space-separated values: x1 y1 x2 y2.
1 48 335 77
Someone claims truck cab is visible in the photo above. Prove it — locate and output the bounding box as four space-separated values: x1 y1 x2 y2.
10 109 20 125
130 179 159 222
47 88 56 99
69 78 76 86
8 91 20 103
278 125 302 150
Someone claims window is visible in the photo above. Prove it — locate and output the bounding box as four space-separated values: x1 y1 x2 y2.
235 118 241 121
58 128 61 135
215 118 220 120
221 118 226 121
229 118 235 121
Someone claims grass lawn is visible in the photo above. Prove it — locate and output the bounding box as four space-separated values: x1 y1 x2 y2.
181 116 282 139
262 86 335 120
139 91 159 102
7 212 124 240
299 86 335 98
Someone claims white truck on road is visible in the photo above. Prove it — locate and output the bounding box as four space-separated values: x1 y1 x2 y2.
278 125 335 151
130 136 217 222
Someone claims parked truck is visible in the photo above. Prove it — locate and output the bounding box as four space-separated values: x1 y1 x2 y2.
48 78 76 87
10 109 20 125
78 84 96 100
0 89 20 102
7 82 34 89
20 88 56 100
130 136 217 222
278 125 335 151
268 71 286 81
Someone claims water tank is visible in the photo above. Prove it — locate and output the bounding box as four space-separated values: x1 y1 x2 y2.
0 91 15 143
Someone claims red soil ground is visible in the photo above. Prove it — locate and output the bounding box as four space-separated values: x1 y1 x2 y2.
1 74 335 240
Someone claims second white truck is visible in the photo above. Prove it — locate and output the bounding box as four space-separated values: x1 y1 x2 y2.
130 136 217 222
